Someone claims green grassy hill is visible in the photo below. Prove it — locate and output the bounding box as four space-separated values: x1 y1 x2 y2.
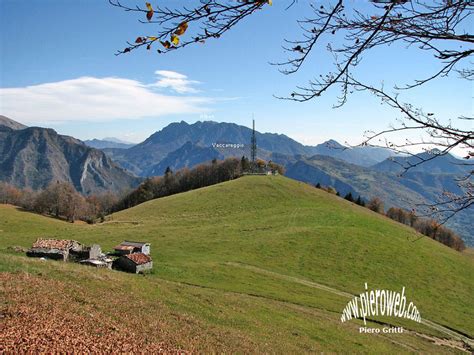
1 176 473 352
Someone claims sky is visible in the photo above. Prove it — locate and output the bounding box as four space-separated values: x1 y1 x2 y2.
0 0 472 152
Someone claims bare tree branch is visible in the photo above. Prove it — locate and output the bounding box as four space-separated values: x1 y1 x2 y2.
110 0 473 220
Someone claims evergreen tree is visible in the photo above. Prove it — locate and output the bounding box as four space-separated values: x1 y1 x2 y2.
240 156 250 172
344 192 354 202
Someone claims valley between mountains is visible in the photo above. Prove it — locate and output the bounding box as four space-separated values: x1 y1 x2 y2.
1 116 470 246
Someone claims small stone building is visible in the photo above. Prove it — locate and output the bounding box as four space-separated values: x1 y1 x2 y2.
113 253 153 274
69 244 102 262
114 241 151 255
88 244 102 259
26 239 84 261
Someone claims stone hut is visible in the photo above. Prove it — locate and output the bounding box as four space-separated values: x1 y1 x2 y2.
26 239 84 261
113 253 153 274
69 244 102 262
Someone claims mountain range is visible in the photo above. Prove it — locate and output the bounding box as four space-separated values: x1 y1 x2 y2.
0 116 471 245
144 141 225 177
102 121 305 175
0 116 140 195
98 120 471 244
372 150 471 175
103 121 396 176
310 139 396 167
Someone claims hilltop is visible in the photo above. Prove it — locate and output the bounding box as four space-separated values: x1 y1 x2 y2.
89 120 471 245
1 176 473 352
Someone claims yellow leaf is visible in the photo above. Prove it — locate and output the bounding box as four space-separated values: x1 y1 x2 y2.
171 34 179 45
148 36 158 41
145 2 152 11
268 0 272 5
174 21 188 36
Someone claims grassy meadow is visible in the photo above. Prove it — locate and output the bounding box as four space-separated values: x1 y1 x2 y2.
1 176 473 352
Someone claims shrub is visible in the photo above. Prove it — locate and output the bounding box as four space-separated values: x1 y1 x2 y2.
367 197 384 214
326 186 337 195
413 218 465 251
386 207 412 226
385 206 465 251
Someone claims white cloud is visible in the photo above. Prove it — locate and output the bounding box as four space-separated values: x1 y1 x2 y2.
151 70 200 93
0 72 210 123
155 70 187 80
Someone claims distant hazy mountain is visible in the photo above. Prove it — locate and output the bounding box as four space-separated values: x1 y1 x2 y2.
144 142 224 176
84 138 135 149
103 137 133 144
308 139 395 167
0 115 27 130
103 121 394 176
0 126 140 195
372 150 470 175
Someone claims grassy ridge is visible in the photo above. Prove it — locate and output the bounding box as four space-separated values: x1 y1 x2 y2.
1 175 473 352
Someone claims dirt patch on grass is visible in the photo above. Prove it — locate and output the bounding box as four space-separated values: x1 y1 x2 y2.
414 332 472 353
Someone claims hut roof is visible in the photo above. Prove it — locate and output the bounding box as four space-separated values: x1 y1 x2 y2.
31 238 78 251
120 241 149 248
124 253 152 265
114 245 135 251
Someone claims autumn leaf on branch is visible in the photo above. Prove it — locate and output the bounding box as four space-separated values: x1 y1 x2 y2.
171 34 180 46
145 2 153 21
174 22 188 36
110 0 271 55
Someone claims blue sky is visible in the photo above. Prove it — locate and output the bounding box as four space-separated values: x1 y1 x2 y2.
0 0 471 150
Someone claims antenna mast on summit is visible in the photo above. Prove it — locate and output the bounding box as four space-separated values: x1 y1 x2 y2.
251 115 257 163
